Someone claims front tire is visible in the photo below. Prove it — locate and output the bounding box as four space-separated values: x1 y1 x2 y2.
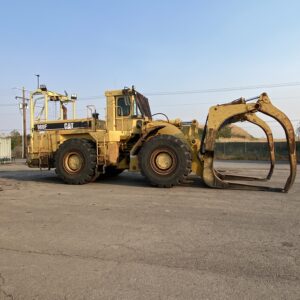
55 139 97 184
139 135 192 187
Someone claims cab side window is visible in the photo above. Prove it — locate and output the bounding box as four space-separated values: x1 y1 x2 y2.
133 97 142 117
117 97 131 116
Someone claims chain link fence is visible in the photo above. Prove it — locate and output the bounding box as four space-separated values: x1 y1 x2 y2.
215 141 300 162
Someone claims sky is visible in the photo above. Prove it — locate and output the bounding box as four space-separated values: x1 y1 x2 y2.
0 0 300 138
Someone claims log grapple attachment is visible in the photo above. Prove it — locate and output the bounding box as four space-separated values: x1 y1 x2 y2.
199 93 297 192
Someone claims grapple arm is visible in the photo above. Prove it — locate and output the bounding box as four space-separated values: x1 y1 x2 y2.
215 113 275 181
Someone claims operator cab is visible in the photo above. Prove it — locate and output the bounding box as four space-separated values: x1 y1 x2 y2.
105 87 152 132
115 87 152 119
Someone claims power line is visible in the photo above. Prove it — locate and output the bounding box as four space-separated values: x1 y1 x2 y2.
3 79 300 100
18 95 300 108
150 96 300 108
144 82 300 96
2 81 300 105
0 99 298 115
0 81 299 114
76 81 300 100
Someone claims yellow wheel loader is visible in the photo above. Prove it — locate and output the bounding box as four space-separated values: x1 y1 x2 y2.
27 85 297 192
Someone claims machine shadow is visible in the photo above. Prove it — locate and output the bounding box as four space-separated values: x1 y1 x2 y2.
0 169 62 184
0 169 207 189
96 173 207 189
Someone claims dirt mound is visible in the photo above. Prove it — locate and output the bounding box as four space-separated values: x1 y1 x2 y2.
198 123 254 140
229 124 254 139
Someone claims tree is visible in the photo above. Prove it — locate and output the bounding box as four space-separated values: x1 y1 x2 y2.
10 130 22 150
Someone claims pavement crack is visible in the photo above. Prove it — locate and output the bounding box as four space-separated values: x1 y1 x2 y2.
0 272 14 300
0 246 101 262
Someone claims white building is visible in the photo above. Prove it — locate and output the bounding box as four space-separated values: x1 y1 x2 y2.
0 136 11 163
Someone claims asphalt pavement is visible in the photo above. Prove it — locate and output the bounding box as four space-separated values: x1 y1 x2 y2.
0 161 299 299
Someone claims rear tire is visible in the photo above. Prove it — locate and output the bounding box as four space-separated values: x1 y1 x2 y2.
139 135 192 187
55 139 97 184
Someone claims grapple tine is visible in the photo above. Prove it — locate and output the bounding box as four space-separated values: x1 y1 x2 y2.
202 153 283 192
257 94 297 192
214 113 275 182
215 170 269 181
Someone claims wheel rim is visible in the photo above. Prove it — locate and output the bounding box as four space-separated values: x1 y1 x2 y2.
63 151 84 174
150 148 177 175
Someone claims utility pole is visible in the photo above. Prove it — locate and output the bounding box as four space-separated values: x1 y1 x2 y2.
22 87 27 159
35 74 40 89
15 87 29 159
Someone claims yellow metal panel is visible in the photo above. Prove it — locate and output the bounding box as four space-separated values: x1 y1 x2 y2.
107 131 122 142
129 155 139 172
